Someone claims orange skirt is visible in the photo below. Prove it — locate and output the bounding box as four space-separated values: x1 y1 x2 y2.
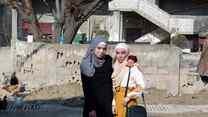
114 87 138 117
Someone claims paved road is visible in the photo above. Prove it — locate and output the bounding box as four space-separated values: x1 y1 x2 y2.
0 111 81 117
1 103 208 117
0 104 82 117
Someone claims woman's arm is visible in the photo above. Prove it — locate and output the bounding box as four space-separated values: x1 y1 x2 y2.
127 87 143 98
134 67 145 89
127 67 145 98
134 63 144 73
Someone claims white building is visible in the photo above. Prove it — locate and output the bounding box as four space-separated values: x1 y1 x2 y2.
79 0 208 46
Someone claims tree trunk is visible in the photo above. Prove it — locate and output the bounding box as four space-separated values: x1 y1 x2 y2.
198 41 208 76
24 0 41 41
54 0 61 42
63 16 80 44
28 13 41 41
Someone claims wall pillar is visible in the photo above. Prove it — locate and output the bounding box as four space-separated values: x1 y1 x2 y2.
109 11 123 42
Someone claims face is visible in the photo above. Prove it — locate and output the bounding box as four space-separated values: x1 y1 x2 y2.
94 43 107 58
115 48 129 63
127 59 135 67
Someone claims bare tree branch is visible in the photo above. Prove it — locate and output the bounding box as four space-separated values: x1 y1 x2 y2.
80 0 101 15
78 0 104 25
42 0 57 18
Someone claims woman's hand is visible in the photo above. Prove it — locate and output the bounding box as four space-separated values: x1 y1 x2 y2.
123 97 130 106
112 105 116 115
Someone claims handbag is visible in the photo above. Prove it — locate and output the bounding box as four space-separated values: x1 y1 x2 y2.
125 67 147 117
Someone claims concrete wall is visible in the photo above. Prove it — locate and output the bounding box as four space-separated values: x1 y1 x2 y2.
14 41 181 96
14 41 86 90
0 41 207 96
0 47 12 84
130 44 182 96
180 53 208 94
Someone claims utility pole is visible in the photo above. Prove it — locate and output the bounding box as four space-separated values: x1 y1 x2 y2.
56 0 61 20
11 9 18 73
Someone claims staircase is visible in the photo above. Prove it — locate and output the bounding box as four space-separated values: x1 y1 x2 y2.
135 28 169 44
109 0 195 34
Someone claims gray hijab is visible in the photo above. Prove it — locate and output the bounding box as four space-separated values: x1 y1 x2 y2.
80 36 107 77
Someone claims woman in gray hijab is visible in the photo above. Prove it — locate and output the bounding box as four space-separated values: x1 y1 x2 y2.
80 36 114 117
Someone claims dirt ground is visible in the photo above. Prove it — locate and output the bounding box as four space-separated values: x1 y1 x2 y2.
145 88 208 105
24 82 208 105
24 83 83 101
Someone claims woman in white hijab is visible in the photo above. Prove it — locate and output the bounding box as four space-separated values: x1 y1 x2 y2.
112 43 145 117
112 43 130 90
